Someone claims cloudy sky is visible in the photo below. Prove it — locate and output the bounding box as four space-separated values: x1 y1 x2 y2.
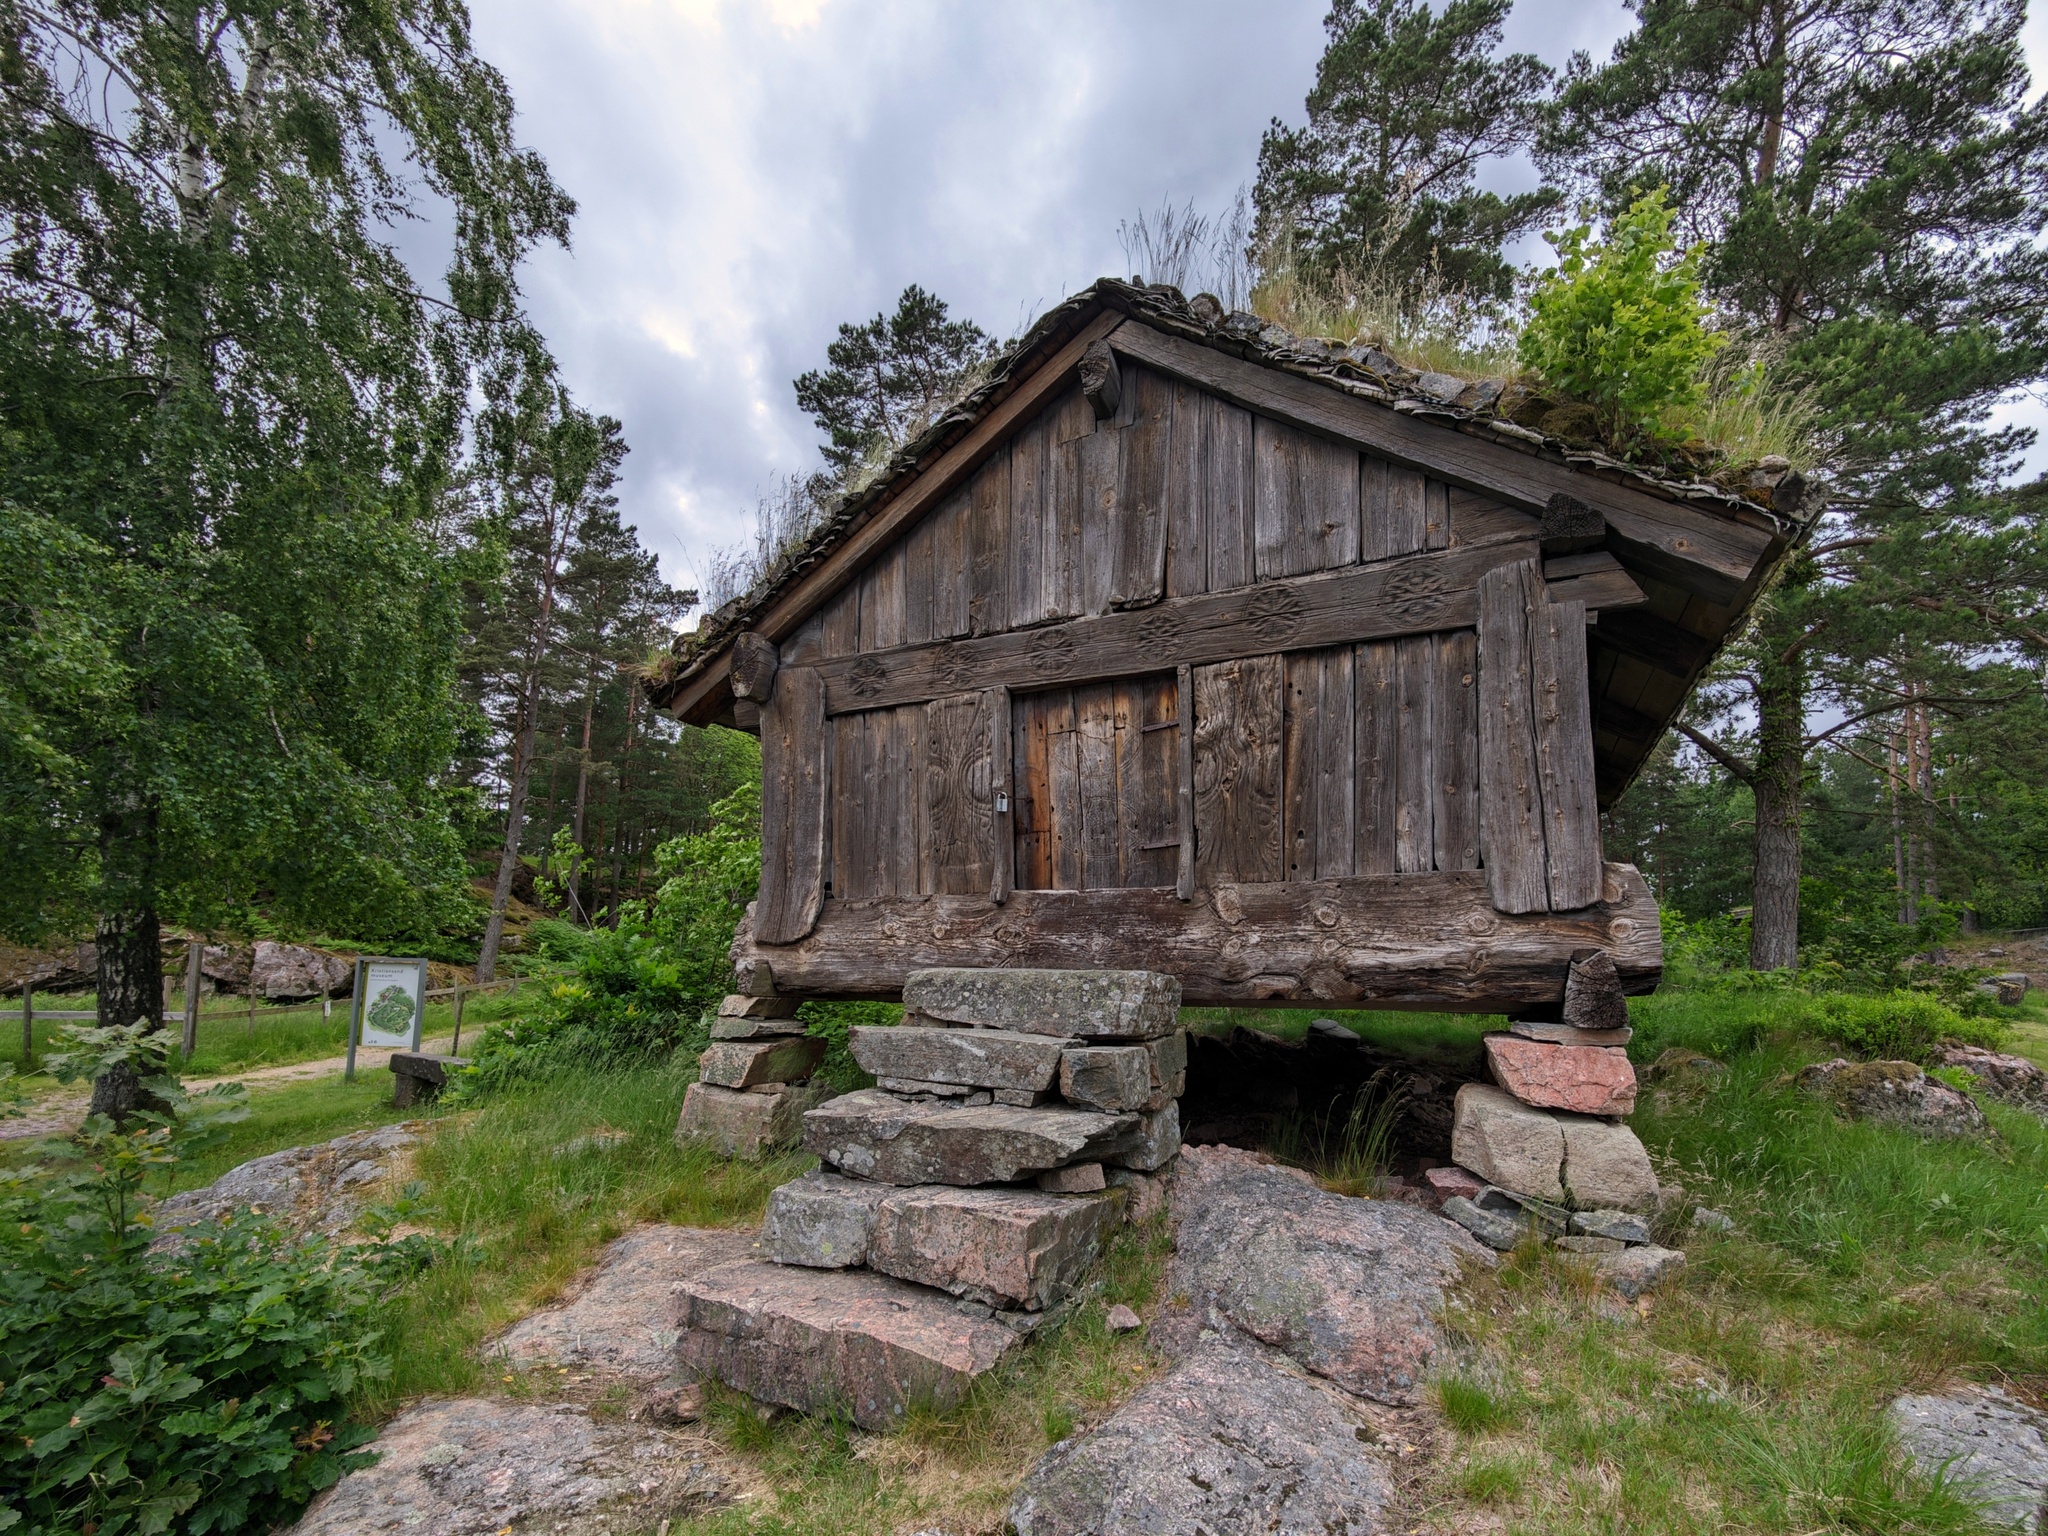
464 0 2048 612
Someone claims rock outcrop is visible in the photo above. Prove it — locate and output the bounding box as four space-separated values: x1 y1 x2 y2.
1007 1332 1395 1536
1796 1058 1991 1140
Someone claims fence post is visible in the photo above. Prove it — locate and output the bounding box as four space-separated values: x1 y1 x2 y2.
451 980 465 1056
182 940 201 1060
19 984 32 1072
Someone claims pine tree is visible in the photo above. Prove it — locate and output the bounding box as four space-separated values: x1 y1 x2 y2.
794 285 995 477
1252 0 1557 305
1545 0 2048 967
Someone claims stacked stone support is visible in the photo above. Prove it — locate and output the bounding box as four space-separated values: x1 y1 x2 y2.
1441 950 1679 1281
675 993 831 1158
676 967 1187 1429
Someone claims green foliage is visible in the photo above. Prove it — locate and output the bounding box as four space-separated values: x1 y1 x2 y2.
524 916 596 965
1807 991 2006 1064
0 1091 439 1534
1518 188 1723 447
0 2 575 955
1252 0 1557 308
794 286 996 479
455 776 766 1089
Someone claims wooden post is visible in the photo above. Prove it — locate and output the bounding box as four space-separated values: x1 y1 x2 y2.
246 985 257 1040
182 940 201 1060
1175 665 1196 901
989 686 1013 905
451 980 465 1055
19 984 32 1072
344 957 365 1082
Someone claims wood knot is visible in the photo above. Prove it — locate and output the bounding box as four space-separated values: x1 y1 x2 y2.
1313 905 1339 929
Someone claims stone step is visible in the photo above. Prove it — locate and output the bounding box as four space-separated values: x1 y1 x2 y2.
902 967 1180 1040
698 1035 826 1089
764 1171 1121 1310
848 1024 1068 1093
676 1079 833 1159
676 1260 1019 1430
803 1088 1138 1186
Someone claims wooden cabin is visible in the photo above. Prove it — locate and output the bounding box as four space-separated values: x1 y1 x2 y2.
651 283 1811 1014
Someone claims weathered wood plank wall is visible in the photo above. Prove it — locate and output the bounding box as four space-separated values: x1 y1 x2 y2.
755 362 1613 949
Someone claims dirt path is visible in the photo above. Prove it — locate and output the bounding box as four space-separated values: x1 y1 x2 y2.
3 1034 463 1142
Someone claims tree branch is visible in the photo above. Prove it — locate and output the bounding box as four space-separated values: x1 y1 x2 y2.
1677 722 1757 785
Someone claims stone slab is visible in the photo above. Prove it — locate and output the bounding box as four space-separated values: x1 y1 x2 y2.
1452 1083 1566 1202
1555 1234 1625 1254
867 1184 1122 1310
675 1260 1018 1430
1145 1029 1190 1103
494 1224 756 1377
1510 1019 1633 1046
1006 1331 1392 1536
876 1077 990 1102
1892 1385 2048 1531
1107 1101 1180 1171
1591 1243 1684 1298
1038 1162 1106 1193
761 1171 892 1268
1422 1165 1484 1202
288 1397 725 1535
1561 1116 1658 1212
902 967 1181 1040
1060 1046 1154 1111
1484 1033 1638 1117
849 1023 1066 1091
803 1088 1137 1186
677 1079 833 1160
1570 1208 1651 1244
698 1036 825 1089
1151 1144 1491 1404
1442 1195 1522 1251
718 993 801 1019
710 1014 808 1040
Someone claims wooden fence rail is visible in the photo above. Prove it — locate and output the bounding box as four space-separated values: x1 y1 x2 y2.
12 975 527 1070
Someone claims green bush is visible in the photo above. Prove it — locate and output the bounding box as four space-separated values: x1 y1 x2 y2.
0 1091 435 1533
457 779 765 1091
1518 187 1722 447
1807 990 2007 1063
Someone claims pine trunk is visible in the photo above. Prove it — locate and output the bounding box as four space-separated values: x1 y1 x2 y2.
1749 652 1805 971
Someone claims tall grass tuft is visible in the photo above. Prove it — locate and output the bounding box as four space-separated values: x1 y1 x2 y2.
1267 1066 1409 1196
1249 233 1521 380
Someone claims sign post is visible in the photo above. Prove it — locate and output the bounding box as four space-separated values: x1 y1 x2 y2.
347 957 429 1086
181 940 202 1060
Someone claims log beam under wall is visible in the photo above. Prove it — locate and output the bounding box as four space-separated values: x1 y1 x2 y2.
731 863 1661 1012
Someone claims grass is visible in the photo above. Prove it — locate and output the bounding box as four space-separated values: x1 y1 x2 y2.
0 986 535 1086
18 975 2045 1532
1180 1004 1494 1073
1409 987 2048 1533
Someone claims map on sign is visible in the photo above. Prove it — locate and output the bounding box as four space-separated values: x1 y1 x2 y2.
360 960 425 1048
